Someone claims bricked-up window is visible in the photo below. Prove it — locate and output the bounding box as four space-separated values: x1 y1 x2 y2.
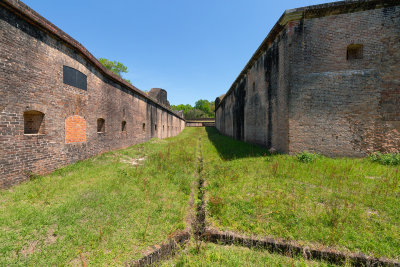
347 44 363 60
65 115 86 144
24 110 44 134
121 121 126 132
142 123 146 131
97 118 105 133
63 65 87 90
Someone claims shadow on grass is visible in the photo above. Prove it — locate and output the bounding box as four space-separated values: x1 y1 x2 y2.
205 127 269 161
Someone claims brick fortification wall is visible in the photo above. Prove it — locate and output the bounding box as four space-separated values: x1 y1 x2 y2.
0 0 185 188
215 0 400 157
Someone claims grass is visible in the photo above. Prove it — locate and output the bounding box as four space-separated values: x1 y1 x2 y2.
369 152 400 166
202 127 400 259
0 129 201 266
1 127 399 265
297 152 320 163
161 241 337 266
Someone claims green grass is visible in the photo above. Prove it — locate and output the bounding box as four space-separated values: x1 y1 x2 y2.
161 242 337 266
202 127 400 259
369 152 400 166
0 128 201 266
2 127 399 265
297 152 320 163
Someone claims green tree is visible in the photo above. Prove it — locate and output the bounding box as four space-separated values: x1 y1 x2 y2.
185 109 207 119
171 104 192 117
172 99 215 119
99 58 131 84
195 99 211 115
210 101 215 114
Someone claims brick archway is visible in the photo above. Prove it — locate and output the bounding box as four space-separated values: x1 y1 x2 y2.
65 115 86 144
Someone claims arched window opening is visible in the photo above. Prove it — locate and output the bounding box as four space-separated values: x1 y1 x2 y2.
97 118 105 133
154 124 157 131
121 121 127 132
24 110 44 134
347 44 363 60
142 123 146 132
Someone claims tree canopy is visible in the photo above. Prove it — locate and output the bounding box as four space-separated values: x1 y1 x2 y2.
195 99 211 114
99 58 131 84
171 99 215 119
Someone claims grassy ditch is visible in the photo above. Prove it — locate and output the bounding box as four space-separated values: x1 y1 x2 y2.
202 127 400 259
161 241 336 266
1 127 399 265
0 129 201 266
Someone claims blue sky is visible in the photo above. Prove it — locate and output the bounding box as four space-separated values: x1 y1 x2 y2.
24 0 336 106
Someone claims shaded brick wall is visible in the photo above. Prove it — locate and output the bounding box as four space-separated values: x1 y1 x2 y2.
0 2 185 188
215 1 400 157
215 27 291 153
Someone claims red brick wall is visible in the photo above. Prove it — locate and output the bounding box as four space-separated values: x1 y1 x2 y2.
0 2 185 188
215 1 400 157
65 115 86 144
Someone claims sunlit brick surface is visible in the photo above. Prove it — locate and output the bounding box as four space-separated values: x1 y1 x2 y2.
65 115 86 144
0 0 185 188
215 1 400 157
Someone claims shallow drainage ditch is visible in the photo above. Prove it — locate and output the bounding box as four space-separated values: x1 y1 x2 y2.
128 137 400 266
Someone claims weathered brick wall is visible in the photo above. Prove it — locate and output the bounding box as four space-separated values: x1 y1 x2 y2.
186 118 215 127
0 1 185 188
289 4 400 157
215 0 400 157
216 30 290 152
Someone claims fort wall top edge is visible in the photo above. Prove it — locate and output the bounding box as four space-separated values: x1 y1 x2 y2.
0 0 184 120
215 0 400 110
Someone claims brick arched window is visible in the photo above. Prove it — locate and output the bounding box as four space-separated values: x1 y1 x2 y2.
97 118 105 133
121 121 127 132
142 123 146 132
24 110 44 134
